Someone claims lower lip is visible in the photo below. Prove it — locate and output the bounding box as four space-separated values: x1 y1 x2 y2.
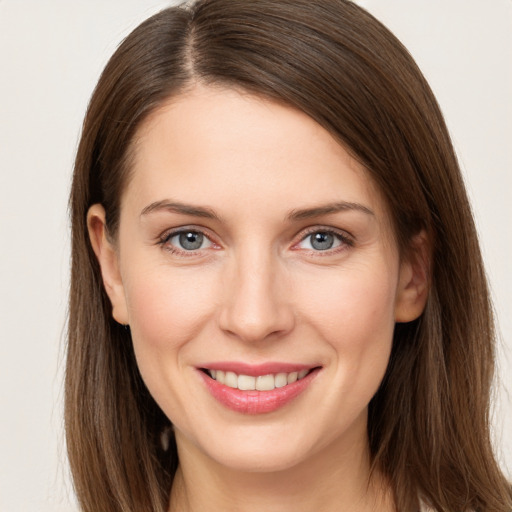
199 368 320 415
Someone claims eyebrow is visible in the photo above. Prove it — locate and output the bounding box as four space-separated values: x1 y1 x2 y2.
286 202 374 221
140 199 374 222
140 200 220 220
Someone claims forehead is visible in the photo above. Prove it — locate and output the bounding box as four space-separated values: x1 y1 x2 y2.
125 85 388 223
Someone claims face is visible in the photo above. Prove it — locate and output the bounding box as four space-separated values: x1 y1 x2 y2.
89 85 427 473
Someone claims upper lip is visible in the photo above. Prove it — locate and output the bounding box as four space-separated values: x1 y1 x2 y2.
198 361 320 377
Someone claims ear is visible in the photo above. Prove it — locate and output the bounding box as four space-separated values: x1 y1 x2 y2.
87 204 129 325
394 230 431 323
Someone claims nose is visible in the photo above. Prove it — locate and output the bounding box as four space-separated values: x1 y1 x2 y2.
218 249 295 343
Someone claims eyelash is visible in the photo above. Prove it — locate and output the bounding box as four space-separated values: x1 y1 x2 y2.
157 226 354 256
158 227 217 256
293 227 354 255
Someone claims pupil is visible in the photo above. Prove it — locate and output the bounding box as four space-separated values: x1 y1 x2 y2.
179 232 203 250
311 232 334 250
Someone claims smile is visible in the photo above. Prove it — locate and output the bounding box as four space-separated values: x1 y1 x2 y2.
199 364 321 414
205 369 311 391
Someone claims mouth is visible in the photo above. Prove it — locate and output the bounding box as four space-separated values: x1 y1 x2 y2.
198 364 322 414
201 368 314 391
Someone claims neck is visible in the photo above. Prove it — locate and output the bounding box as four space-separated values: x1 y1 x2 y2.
168 418 395 512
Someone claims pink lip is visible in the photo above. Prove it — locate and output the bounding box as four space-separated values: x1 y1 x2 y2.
198 364 321 415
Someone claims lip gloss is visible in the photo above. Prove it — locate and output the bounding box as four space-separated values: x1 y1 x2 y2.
198 367 320 414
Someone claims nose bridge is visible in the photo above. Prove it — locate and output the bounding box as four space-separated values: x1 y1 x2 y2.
219 243 293 342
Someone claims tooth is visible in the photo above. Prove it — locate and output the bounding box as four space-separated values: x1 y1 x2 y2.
213 369 311 389
216 370 225 384
224 371 238 388
287 372 298 384
275 373 288 388
298 369 308 380
238 375 256 390
256 374 275 391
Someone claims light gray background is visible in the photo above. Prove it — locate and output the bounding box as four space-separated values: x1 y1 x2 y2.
0 1 510 510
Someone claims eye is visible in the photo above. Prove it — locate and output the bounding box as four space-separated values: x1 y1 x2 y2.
295 230 351 252
164 230 213 252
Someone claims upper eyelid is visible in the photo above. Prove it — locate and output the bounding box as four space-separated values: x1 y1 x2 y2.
159 225 216 242
296 225 354 241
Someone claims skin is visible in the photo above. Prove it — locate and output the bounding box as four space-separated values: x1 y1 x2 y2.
88 85 429 512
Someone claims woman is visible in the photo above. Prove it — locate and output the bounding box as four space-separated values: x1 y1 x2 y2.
66 1 512 511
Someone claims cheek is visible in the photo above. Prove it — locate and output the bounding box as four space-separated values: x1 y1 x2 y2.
296 262 398 337
121 265 221 426
123 265 217 366
294 262 397 391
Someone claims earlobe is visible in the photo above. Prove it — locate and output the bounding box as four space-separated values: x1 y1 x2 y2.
394 230 431 323
87 204 129 325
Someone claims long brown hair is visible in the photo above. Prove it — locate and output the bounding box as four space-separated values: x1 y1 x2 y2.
66 1 511 510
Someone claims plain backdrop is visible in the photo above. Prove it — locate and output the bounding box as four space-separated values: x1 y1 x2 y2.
0 1 510 510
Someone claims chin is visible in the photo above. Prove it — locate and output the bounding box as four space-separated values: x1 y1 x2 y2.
208 443 309 473
186 418 336 475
